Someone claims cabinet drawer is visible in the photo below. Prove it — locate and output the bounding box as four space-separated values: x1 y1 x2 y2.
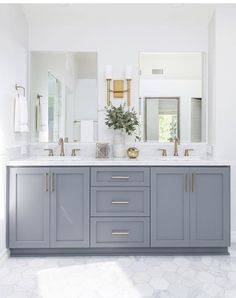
91 167 149 186
91 187 150 216
91 217 150 247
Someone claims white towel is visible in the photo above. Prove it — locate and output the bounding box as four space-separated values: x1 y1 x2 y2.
80 120 94 142
14 95 29 132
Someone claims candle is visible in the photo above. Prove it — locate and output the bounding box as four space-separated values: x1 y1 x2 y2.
125 65 132 80
105 65 112 79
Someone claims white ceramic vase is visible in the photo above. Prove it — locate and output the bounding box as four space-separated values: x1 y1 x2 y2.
113 129 126 158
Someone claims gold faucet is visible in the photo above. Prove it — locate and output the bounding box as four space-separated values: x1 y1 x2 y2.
158 149 167 157
44 148 54 156
173 137 180 156
58 138 65 156
184 148 194 156
71 149 80 156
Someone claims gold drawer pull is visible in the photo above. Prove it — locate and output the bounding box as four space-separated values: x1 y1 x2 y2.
192 173 195 192
112 201 129 204
111 176 130 179
185 174 188 192
112 231 129 235
51 173 55 192
44 173 49 192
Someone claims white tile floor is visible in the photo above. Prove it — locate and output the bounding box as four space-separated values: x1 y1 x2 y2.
1 246 236 298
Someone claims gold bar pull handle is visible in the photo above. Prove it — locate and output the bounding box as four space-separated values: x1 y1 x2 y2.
51 173 55 192
192 173 195 192
112 201 129 204
185 174 188 192
44 173 49 192
112 231 129 235
111 176 130 179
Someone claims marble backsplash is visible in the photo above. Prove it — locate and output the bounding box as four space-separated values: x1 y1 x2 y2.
26 142 209 160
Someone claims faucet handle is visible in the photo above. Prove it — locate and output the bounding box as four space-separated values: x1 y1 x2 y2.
184 149 194 157
71 149 80 157
158 149 167 157
44 148 54 156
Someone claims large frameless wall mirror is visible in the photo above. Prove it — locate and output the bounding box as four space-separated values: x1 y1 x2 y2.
30 51 98 143
139 52 206 143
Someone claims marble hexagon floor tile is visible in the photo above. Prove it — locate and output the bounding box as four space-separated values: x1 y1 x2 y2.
1 247 236 298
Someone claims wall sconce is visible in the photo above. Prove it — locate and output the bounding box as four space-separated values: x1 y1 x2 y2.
105 65 132 107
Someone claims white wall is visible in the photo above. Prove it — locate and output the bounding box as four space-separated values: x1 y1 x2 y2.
0 4 28 257
140 52 202 79
28 23 208 142
209 7 236 233
0 5 29 150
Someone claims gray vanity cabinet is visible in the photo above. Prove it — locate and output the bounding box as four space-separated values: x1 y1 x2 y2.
9 168 50 248
151 167 190 247
190 167 230 247
151 166 230 248
9 167 89 249
50 167 89 247
8 165 230 255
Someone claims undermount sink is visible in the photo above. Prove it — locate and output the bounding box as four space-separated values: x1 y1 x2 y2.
160 156 202 161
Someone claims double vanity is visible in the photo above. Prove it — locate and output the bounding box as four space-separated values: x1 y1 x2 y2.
10 49 225 256
6 156 230 256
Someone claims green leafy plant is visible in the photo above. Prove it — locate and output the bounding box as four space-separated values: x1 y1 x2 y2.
105 104 140 141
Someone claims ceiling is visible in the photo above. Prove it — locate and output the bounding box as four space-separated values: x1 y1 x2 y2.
21 4 217 27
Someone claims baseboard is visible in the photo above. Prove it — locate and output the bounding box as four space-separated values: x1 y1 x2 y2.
231 232 236 243
10 247 229 256
0 249 9 264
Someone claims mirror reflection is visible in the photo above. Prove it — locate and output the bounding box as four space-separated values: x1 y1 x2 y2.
145 97 179 142
31 51 98 143
139 52 206 143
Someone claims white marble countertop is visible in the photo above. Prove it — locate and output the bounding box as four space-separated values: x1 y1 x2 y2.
7 156 232 167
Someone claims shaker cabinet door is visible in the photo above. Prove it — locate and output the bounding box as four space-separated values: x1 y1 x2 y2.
190 167 230 247
151 167 190 247
50 167 89 248
9 168 50 248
